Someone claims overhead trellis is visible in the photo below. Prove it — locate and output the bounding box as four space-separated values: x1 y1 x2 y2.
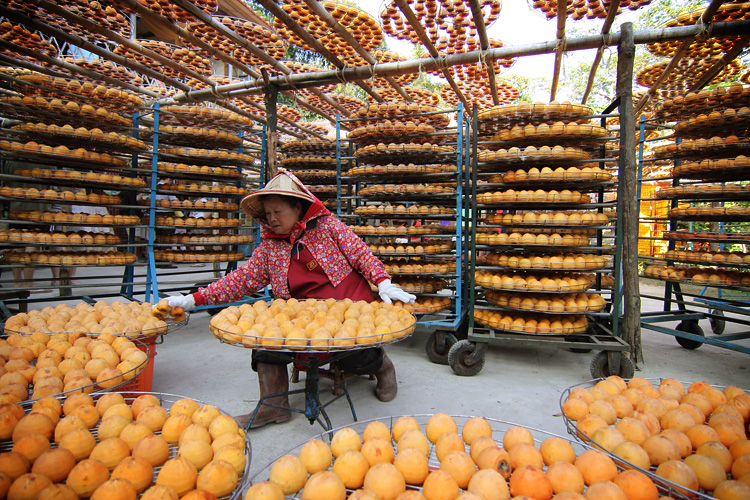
6 0 131 42
258 61 338 94
112 40 213 79
0 22 58 63
110 0 219 23
0 0 748 142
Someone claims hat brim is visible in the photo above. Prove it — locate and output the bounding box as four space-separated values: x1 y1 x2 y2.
240 188 314 220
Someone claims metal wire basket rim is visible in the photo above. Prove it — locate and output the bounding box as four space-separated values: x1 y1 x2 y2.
248 413 573 484
558 377 743 500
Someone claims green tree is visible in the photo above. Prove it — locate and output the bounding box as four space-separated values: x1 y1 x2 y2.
501 74 551 104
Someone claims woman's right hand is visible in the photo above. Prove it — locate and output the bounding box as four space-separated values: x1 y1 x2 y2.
166 294 196 310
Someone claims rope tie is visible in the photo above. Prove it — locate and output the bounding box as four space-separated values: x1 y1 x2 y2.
555 36 568 54
479 48 488 71
335 68 348 85
695 16 712 40
601 32 613 50
436 55 448 71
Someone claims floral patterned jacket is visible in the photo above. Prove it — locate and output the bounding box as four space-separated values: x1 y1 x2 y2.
193 215 390 306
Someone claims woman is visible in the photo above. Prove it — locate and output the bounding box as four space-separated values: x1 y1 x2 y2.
167 171 415 428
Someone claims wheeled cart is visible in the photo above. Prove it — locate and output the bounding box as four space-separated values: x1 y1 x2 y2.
335 103 471 364
637 85 750 356
451 102 633 378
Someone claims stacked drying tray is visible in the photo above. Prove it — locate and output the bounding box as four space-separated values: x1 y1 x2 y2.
343 101 465 331
279 138 340 211
457 101 629 377
140 104 257 266
641 83 750 348
0 71 149 292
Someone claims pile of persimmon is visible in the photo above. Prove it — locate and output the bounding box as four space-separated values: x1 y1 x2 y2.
245 413 677 500
563 375 750 498
0 392 246 499
209 298 416 351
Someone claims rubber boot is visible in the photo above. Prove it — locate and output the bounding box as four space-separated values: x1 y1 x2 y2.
235 363 291 429
374 353 398 402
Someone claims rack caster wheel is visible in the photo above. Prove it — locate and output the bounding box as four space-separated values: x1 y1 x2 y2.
425 331 458 365
448 340 486 376
709 310 725 335
675 320 704 350
590 351 635 379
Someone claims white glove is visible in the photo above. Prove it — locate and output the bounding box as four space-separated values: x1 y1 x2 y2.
377 279 416 305
166 294 195 310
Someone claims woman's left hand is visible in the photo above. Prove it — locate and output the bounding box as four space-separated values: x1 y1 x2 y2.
378 279 417 304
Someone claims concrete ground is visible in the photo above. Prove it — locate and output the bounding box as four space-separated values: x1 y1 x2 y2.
13 265 750 479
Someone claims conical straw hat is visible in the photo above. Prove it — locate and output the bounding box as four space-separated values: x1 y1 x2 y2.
240 173 314 220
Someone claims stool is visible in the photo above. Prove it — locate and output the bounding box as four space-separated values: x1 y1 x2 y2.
247 350 358 431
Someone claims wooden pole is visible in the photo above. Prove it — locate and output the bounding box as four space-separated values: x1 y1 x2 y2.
582 1 620 104
550 0 567 101
264 83 279 179
616 22 642 364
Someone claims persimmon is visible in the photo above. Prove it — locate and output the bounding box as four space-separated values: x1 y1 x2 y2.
546 460 584 494
684 454 726 491
393 447 429 486
574 449 618 485
612 470 658 500
508 465 552 500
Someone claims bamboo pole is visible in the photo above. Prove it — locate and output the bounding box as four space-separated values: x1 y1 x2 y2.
616 22 642 364
581 1 620 104
633 0 725 117
264 84 279 178
158 19 750 102
467 0 499 106
254 0 383 103
550 0 567 102
393 0 470 109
